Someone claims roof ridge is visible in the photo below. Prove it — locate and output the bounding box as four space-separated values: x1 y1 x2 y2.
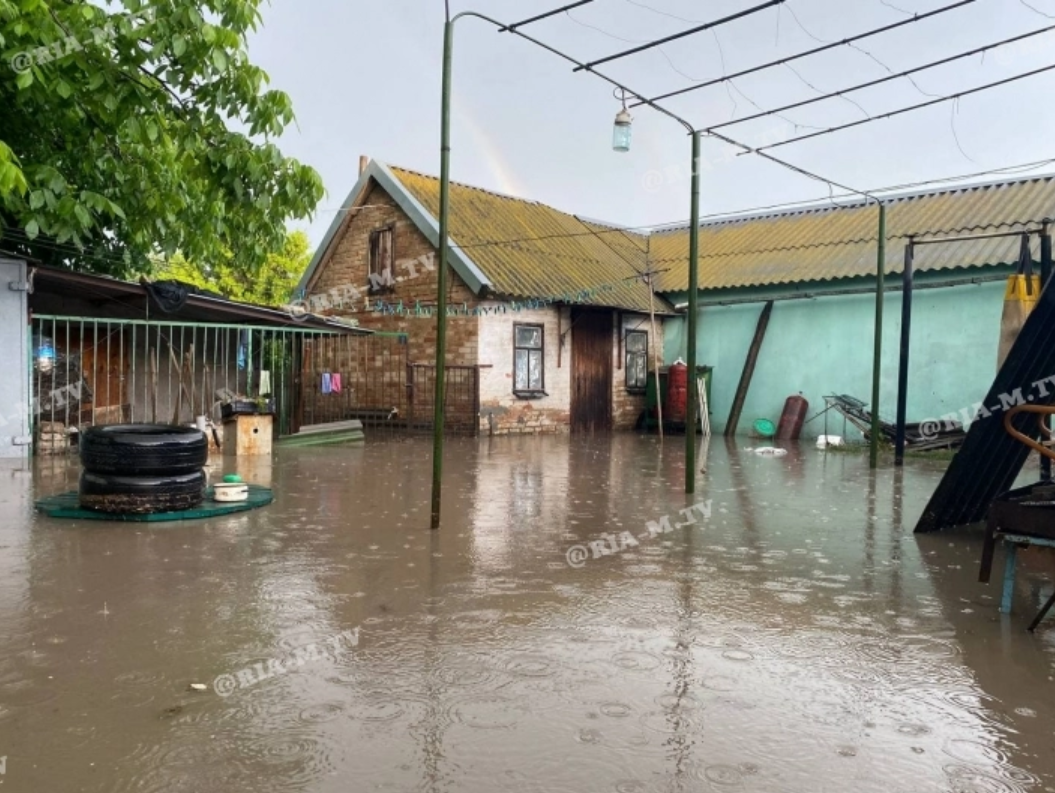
652 171 1055 235
387 164 540 206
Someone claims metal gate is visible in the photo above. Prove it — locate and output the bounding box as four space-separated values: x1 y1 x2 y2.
406 364 481 436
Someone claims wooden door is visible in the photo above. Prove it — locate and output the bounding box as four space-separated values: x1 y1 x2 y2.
571 309 613 433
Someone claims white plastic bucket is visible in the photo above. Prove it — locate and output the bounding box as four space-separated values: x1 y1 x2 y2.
213 483 249 503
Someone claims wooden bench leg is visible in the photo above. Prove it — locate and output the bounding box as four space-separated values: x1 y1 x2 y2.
1001 542 1019 615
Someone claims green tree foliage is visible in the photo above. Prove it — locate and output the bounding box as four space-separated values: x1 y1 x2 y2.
0 1 324 276
157 229 310 306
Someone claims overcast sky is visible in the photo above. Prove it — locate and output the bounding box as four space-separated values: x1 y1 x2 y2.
246 0 1055 245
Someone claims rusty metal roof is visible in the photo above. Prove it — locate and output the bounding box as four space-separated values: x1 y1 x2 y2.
651 175 1055 293
389 167 665 314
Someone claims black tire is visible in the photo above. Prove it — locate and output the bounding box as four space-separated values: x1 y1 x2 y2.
79 470 206 515
80 424 208 476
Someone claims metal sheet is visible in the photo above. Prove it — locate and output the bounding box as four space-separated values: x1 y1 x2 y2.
0 258 30 459
652 176 1055 292
391 167 662 314
916 277 1055 532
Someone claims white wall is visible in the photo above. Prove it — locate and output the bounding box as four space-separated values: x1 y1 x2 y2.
477 304 572 433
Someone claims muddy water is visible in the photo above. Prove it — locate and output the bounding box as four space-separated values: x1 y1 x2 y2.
1 436 1053 792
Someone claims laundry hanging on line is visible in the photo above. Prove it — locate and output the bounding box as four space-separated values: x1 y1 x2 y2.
321 372 332 395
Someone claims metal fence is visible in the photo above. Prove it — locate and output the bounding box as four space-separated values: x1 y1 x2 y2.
29 316 407 455
29 315 482 455
299 333 409 431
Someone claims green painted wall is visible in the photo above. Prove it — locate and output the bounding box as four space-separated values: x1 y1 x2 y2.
663 271 1011 439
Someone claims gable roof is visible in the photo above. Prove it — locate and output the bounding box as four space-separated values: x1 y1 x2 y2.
650 175 1055 293
300 161 670 315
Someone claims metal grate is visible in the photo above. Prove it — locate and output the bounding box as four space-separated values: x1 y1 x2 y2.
28 316 380 455
298 333 409 432
406 364 481 436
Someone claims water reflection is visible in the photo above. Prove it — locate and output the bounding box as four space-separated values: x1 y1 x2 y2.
0 438 1050 792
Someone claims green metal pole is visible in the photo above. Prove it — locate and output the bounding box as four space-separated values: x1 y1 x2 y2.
686 132 701 494
869 202 886 470
430 19 454 529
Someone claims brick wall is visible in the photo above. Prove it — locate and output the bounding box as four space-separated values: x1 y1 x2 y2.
478 304 571 435
612 312 664 430
302 177 670 436
305 182 480 368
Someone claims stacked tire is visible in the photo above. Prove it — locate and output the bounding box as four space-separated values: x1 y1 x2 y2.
79 425 208 515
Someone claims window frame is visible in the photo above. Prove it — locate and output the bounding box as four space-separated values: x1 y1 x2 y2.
513 322 546 398
367 225 396 293
625 329 648 393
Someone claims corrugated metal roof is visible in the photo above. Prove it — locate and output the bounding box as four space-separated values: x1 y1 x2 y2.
389 167 663 314
651 176 1055 293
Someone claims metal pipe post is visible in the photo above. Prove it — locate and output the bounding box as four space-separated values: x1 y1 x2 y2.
1042 220 1052 288
430 19 454 530
895 238 915 466
685 132 701 494
869 203 886 469
1041 222 1052 481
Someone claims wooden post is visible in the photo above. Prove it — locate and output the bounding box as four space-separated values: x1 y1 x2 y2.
648 273 664 440
725 300 774 438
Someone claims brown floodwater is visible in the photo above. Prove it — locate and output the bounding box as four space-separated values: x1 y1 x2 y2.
1 435 1053 793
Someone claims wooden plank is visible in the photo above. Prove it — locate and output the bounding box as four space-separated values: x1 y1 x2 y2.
725 301 774 438
294 419 365 436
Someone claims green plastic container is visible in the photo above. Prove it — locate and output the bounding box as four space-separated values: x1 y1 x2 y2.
753 418 776 438
223 474 243 484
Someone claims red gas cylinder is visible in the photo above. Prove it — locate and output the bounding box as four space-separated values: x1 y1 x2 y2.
776 394 809 440
666 362 688 424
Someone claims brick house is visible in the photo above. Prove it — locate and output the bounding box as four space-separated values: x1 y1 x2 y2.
297 158 673 435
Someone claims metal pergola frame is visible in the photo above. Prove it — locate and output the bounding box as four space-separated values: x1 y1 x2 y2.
892 224 1053 468
426 1 972 526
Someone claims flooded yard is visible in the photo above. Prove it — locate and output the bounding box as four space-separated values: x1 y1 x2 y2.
0 435 1053 792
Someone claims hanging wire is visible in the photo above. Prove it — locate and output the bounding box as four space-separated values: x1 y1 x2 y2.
563 7 793 126
949 96 979 164
634 0 975 106
755 61 1055 152
781 60 872 118
1019 0 1055 19
706 24 1055 132
878 0 915 13
782 1 945 100
574 0 786 72
564 9 649 43
622 0 701 23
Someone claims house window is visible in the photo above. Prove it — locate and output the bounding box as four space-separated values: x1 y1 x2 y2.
626 330 648 391
514 323 545 396
368 227 395 291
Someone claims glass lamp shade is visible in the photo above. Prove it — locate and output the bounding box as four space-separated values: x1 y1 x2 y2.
612 109 632 153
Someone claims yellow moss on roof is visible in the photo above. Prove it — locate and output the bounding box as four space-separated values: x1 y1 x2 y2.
651 177 1055 293
389 167 662 314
